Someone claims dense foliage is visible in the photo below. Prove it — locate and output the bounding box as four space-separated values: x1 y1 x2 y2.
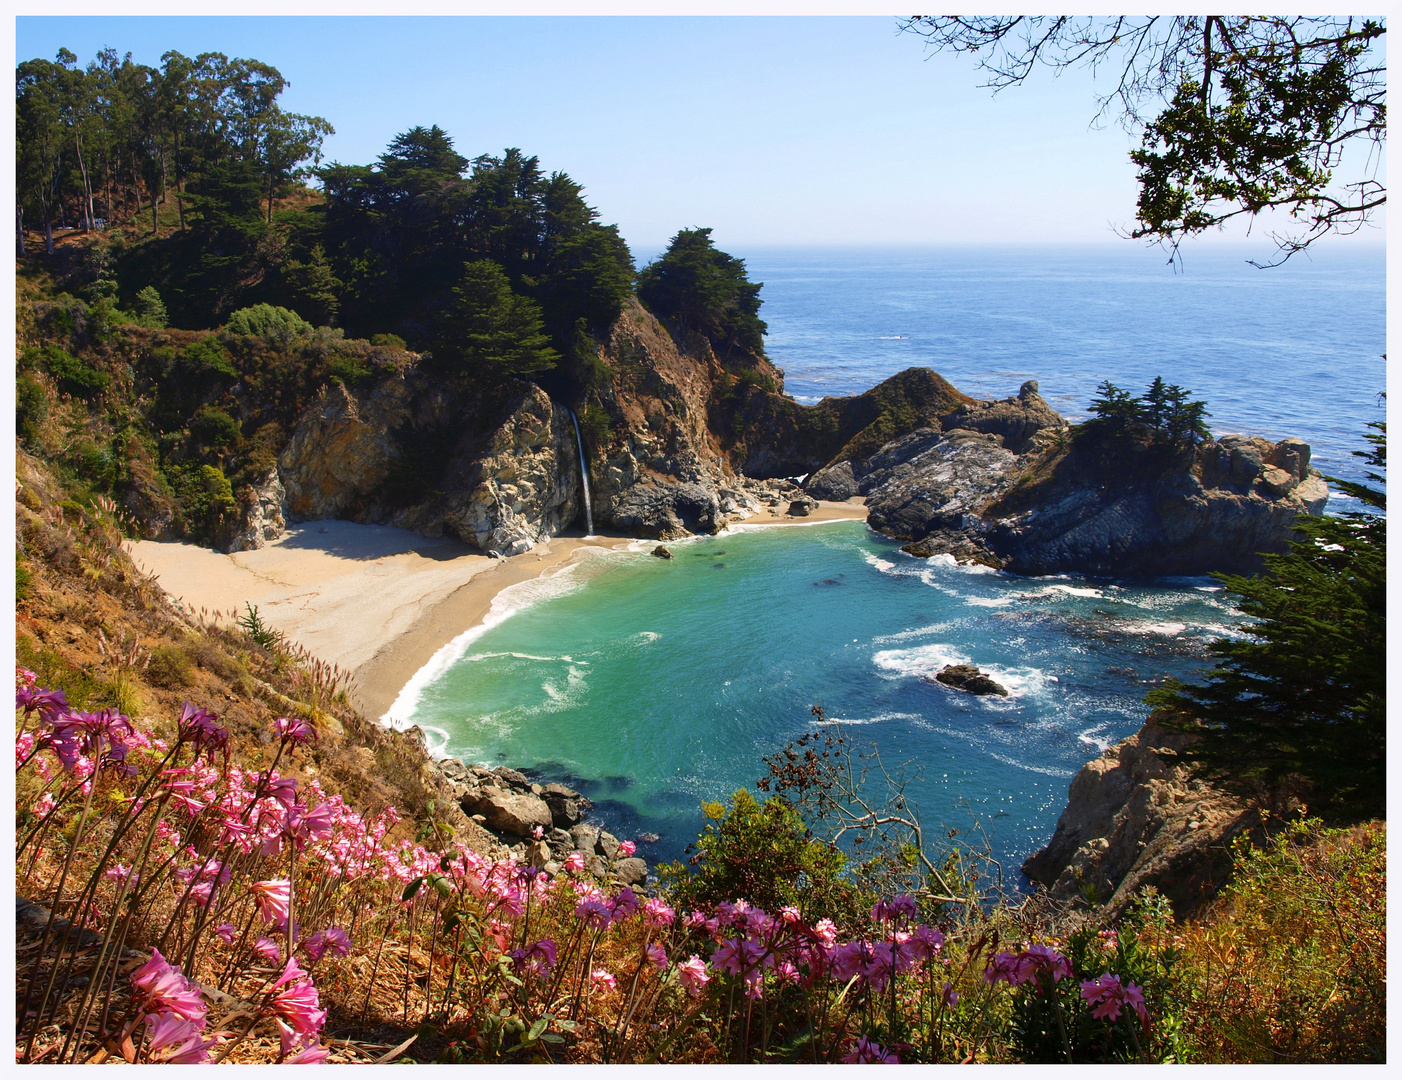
902 17 1386 262
1149 422 1386 819
637 227 767 356
1085 376 1211 447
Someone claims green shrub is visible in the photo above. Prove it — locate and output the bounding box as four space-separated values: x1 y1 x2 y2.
325 353 373 387
189 405 242 449
146 644 195 689
16 553 33 603
16 374 48 445
224 303 313 340
659 788 850 917
26 344 111 399
132 285 168 329
369 332 407 350
177 337 238 379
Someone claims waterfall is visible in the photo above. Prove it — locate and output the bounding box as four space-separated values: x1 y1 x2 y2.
568 409 595 537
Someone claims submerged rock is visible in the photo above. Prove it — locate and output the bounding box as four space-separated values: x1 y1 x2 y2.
929 664 1009 697
652 545 674 560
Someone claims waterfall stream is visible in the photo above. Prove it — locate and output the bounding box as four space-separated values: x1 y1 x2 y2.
568 409 595 537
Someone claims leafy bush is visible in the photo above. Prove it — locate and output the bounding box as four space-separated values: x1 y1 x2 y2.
132 285 168 329
189 405 242 449
369 332 407 350
176 337 238 380
145 644 195 689
16 373 48 444
25 344 111 399
224 303 313 340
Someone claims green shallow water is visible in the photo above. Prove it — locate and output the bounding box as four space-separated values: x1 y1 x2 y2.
395 521 1245 877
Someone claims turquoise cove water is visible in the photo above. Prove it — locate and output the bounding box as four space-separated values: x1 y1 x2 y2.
399 245 1384 880
400 523 1248 875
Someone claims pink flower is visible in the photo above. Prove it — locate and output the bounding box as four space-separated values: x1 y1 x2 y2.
269 958 327 1037
129 948 207 1022
274 716 317 746
254 937 282 962
214 923 237 945
30 792 56 820
813 918 838 947
532 824 545 840
642 897 675 928
1081 972 1148 1023
16 667 37 687
842 1035 899 1064
910 924 946 961
644 943 668 968
510 938 558 978
590 969 616 992
287 1043 331 1064
941 981 959 1008
575 894 612 928
143 1011 218 1064
779 905 802 924
871 894 918 924
618 839 636 857
676 954 710 997
251 878 292 928
608 886 640 923
563 850 587 874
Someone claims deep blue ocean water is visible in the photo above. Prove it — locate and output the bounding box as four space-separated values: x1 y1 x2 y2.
396 244 1385 878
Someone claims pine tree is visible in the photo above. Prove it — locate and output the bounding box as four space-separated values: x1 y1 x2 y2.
1150 420 1386 819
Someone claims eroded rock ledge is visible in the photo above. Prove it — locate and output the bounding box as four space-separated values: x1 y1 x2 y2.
1021 713 1253 917
424 753 651 887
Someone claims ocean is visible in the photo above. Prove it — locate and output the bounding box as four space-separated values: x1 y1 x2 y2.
394 244 1386 878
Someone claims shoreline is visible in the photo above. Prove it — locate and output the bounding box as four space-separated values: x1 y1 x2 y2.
125 499 869 726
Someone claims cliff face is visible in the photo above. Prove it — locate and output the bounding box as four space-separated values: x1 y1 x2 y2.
1021 713 1254 917
844 384 1330 577
272 374 580 555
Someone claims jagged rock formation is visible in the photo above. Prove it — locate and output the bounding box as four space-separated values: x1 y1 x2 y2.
831 380 1329 577
929 664 1009 697
225 470 287 553
430 757 648 882
1022 713 1254 917
278 375 580 554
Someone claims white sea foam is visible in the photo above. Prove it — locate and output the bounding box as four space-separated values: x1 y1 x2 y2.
630 631 661 645
872 643 970 680
861 551 898 573
819 711 922 726
381 560 594 729
463 650 580 664
966 596 1015 607
1120 621 1188 637
988 753 1075 778
871 623 950 645
1077 725 1114 753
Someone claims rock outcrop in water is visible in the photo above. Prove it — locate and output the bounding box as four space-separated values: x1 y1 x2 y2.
1021 712 1254 917
831 380 1329 577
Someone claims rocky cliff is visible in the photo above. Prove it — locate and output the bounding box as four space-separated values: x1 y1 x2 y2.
249 299 965 547
831 381 1329 577
1021 712 1255 917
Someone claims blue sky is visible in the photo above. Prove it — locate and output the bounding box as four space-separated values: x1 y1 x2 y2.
14 16 1385 260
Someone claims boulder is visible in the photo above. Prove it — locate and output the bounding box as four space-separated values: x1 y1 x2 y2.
652 545 674 560
614 857 649 886
930 664 1009 697
787 496 818 517
570 823 600 853
596 830 621 861
805 460 859 501
471 788 553 838
540 782 590 828
224 470 287 552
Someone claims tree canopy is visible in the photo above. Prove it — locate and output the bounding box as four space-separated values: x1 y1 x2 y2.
636 227 767 356
1085 376 1211 447
1149 420 1386 820
902 16 1386 263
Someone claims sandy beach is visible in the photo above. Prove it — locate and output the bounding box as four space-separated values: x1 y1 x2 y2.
125 499 869 722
